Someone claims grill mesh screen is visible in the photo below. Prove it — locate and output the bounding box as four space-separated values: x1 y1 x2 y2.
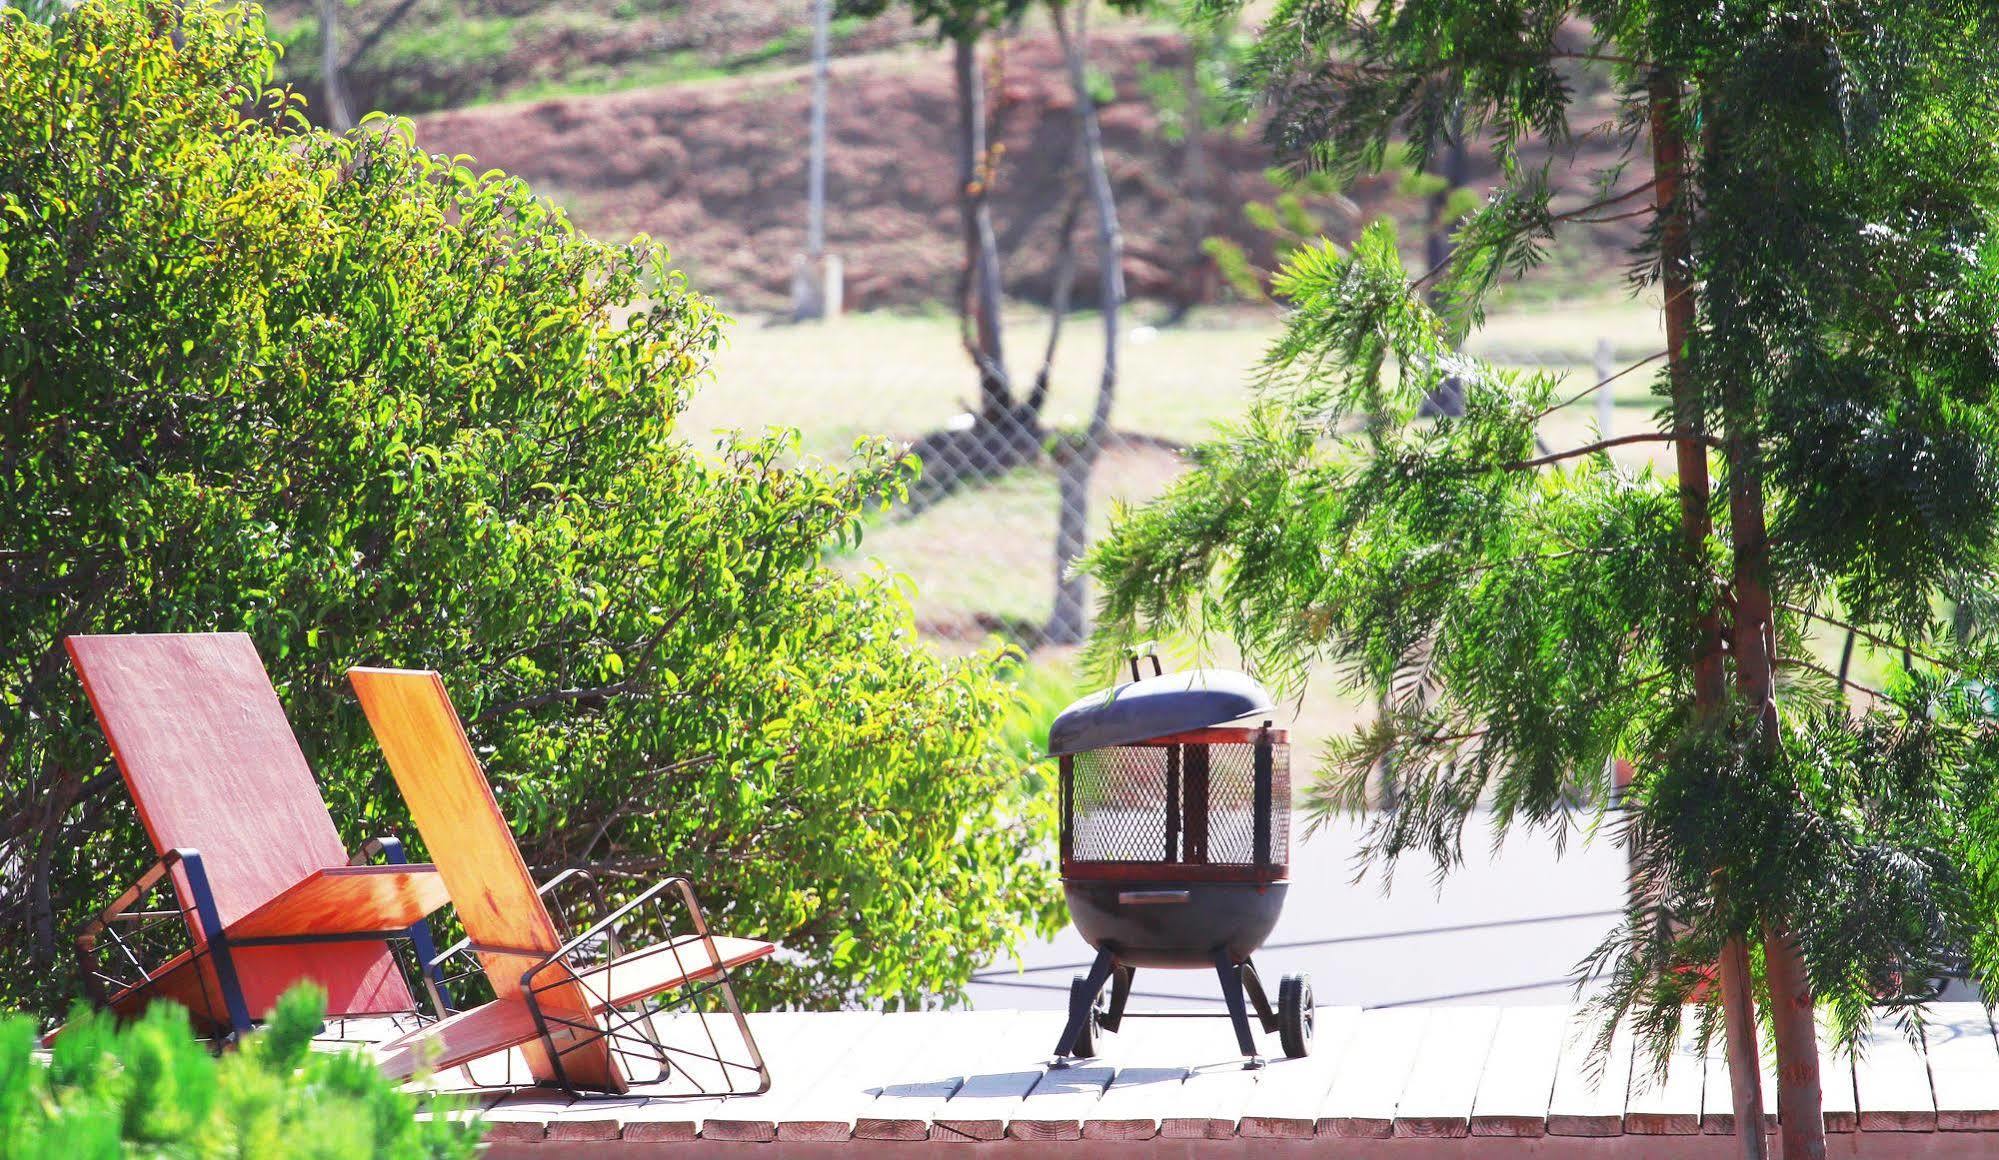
1068 741 1289 865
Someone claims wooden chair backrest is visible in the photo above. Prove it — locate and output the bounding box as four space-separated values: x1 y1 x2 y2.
66 633 411 1018
348 667 618 1090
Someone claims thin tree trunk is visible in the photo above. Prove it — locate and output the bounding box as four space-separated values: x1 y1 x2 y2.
1719 219 1826 1160
1650 72 1769 1160
1031 183 1084 415
1765 926 1825 1159
1047 1 1123 646
954 34 1010 417
1163 31 1211 325
1418 119 1470 418
319 0 354 130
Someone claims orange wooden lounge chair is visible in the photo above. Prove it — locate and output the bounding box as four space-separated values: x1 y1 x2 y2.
350 667 773 1096
64 633 454 1039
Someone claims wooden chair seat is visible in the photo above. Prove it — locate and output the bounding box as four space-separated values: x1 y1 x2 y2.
374 935 775 1080
226 865 450 940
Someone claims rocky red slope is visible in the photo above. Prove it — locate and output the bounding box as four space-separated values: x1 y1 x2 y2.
411 30 1637 313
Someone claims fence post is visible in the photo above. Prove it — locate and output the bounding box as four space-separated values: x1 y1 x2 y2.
1594 336 1615 437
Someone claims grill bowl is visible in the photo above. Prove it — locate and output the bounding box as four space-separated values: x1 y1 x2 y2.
1063 880 1288 969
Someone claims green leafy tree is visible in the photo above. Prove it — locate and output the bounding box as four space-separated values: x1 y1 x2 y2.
1 985 482 1157
0 0 1058 1025
1088 3 1999 1158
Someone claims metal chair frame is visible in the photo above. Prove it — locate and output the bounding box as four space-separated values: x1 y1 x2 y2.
422 869 768 1099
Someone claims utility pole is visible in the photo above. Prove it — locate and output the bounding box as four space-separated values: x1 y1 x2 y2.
792 0 842 321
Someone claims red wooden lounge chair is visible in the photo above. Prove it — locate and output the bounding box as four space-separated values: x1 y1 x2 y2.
350 667 773 1096
64 633 454 1038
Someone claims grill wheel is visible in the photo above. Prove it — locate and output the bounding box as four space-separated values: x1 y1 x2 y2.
1279 974 1314 1059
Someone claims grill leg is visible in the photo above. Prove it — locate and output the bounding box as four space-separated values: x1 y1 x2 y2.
1102 965 1134 1033
1213 949 1263 1067
1241 958 1280 1034
1054 946 1117 1060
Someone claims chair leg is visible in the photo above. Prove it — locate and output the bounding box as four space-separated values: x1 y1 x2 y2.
1212 949 1261 1065
371 837 456 1015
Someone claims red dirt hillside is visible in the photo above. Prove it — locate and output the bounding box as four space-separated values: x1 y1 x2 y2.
409 29 1638 313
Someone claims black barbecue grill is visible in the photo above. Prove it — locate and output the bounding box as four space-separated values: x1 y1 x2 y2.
1049 655 1312 1067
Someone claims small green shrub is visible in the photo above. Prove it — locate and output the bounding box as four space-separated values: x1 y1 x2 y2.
0 987 482 1159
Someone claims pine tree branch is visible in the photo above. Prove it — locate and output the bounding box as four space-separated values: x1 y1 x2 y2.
1567 205 1657 226
1776 656 1888 703
1548 178 1664 225
1531 350 1667 420
1777 602 1961 674
1503 432 1713 471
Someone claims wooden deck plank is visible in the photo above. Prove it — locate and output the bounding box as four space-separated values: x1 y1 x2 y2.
850 1010 1017 1141
1546 1016 1634 1136
911 1012 1055 1144
928 1012 1064 1143
1469 1005 1567 1137
477 1089 575 1145
1853 1008 1937 1132
1008 1063 1116 1142
1925 1004 1999 1131
1817 1010 1861 1133
614 1011 814 1143
1314 1006 1428 1139
1700 1019 1778 1136
1625 1018 1704 1135
1081 1017 1197 1142
686 1011 886 1142
778 1010 962 1141
1161 1056 1263 1141
1394 1005 1501 1138
380 1002 1999 1148
1055 996 1265 1140
1232 1005 1358 1139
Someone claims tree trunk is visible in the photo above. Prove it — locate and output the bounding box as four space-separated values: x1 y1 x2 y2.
1163 30 1211 325
1650 72 1769 1160
318 0 354 130
1031 183 1083 415
1718 213 1826 1160
954 34 1011 418
1417 114 1469 418
1765 926 1825 1157
1046 1 1123 646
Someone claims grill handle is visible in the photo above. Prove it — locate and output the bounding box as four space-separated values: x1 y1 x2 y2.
1126 646 1164 683
1117 889 1192 906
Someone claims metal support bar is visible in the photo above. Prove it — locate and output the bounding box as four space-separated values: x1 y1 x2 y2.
1053 945 1117 1059
519 874 771 1098
177 849 254 1038
1211 947 1262 1066
1102 965 1133 1032
1241 958 1279 1034
356 836 454 1014
1253 728 1273 869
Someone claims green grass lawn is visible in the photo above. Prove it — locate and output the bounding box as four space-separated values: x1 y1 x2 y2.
698 295 1909 777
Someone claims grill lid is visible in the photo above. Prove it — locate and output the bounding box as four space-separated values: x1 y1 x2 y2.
1047 667 1275 756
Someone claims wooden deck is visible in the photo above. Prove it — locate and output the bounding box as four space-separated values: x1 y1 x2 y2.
372 1005 1999 1156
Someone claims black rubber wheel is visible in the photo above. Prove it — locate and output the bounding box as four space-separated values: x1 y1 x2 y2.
1067 974 1103 1057
1278 974 1314 1059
